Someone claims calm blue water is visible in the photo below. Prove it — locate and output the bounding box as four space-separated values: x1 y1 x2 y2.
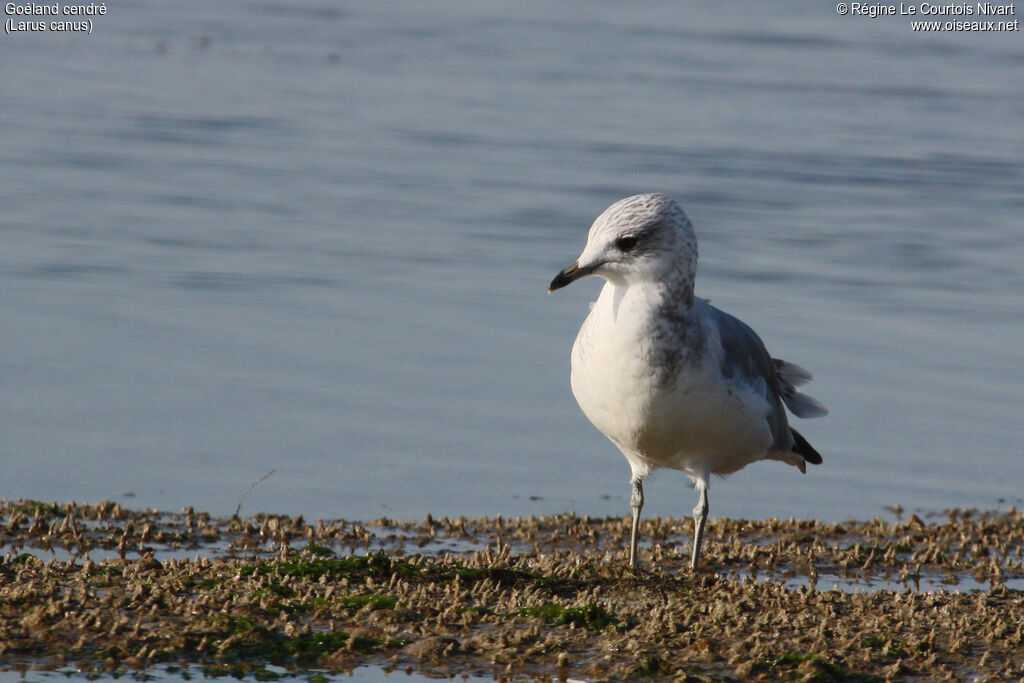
2 2 1022 525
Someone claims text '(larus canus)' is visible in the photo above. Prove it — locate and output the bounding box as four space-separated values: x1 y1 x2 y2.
549 193 828 570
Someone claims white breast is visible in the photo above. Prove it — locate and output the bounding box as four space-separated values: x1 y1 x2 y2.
569 283 774 481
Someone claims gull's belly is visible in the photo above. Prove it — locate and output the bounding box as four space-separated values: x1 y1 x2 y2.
569 300 772 477
637 365 773 475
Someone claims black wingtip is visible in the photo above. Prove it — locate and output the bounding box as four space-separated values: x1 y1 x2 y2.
791 428 823 465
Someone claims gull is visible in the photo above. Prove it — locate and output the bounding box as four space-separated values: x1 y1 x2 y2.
549 193 827 570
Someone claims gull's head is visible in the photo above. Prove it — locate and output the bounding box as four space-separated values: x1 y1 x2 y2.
549 193 698 293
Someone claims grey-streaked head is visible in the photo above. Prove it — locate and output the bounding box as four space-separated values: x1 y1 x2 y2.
548 193 698 294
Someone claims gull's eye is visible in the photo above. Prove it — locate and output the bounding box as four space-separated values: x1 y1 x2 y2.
615 235 639 252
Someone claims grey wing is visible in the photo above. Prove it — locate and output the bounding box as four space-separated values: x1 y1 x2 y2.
706 304 828 451
705 304 794 452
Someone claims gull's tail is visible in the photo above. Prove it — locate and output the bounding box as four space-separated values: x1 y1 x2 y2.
774 359 829 419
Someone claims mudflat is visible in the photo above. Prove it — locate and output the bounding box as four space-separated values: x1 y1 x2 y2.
1 501 1022 680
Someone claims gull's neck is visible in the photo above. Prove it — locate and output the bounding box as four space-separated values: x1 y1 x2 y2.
636 267 696 311
606 270 696 325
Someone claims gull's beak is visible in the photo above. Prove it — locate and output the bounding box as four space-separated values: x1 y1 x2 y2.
548 261 597 292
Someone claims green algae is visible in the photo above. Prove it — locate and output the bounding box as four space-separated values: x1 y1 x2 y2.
239 553 421 582
756 651 880 682
515 602 616 630
222 630 404 666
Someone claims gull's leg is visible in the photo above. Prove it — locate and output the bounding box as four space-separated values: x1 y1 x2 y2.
690 482 709 570
628 477 643 568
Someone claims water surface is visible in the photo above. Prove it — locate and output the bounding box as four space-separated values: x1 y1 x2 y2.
2 2 1022 524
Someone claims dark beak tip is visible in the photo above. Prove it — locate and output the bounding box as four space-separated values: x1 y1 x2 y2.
548 262 580 293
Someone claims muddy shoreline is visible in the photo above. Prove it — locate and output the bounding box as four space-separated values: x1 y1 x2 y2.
1 500 1022 680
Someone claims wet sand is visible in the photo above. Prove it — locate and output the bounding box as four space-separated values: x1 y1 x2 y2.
1 500 1022 680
